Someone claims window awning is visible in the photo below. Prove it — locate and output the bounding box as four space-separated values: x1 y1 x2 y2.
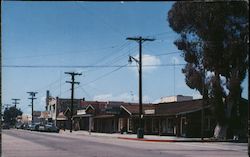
94 115 115 119
73 114 92 118
56 117 68 121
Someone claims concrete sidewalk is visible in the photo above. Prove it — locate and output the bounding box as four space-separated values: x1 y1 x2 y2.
58 130 235 143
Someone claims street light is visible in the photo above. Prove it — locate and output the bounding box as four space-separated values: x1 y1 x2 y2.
128 56 139 65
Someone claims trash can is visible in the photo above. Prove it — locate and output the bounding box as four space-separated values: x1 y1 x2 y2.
137 128 144 138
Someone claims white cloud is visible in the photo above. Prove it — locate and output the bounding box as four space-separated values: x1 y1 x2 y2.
142 95 152 103
129 54 161 73
93 92 151 103
152 98 161 104
115 93 133 102
93 93 135 102
93 94 113 101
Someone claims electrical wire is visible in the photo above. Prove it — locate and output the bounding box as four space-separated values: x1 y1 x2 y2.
3 44 123 60
2 64 185 68
91 41 130 66
77 85 92 100
13 41 132 104
80 63 129 86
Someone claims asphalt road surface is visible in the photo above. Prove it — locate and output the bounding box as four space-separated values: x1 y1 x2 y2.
2 129 248 157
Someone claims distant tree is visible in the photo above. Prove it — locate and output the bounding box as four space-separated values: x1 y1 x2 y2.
168 1 249 139
3 107 23 126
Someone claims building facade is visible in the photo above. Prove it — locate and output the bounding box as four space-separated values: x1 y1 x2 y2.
49 94 247 139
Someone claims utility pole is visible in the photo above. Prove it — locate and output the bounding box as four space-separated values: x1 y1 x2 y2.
65 72 82 133
201 68 206 141
244 34 249 157
12 98 20 108
127 36 155 138
27 92 38 123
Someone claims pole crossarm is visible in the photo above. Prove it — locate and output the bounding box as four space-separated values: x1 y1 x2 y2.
12 99 20 101
65 72 82 76
27 92 38 97
66 81 80 85
126 37 155 43
28 98 37 100
11 98 21 108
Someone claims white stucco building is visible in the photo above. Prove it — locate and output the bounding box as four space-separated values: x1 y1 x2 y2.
160 95 193 103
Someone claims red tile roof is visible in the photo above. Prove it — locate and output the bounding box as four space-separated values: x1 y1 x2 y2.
120 99 209 116
156 99 208 116
121 104 157 115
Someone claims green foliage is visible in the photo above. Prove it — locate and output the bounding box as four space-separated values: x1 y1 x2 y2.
3 106 23 126
168 1 249 127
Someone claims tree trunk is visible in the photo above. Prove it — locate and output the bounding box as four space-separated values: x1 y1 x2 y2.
213 123 228 139
213 72 228 139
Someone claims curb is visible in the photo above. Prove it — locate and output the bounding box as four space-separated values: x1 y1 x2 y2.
57 130 247 143
117 137 241 143
118 137 180 142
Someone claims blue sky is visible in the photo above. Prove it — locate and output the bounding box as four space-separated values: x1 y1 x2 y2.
2 1 248 114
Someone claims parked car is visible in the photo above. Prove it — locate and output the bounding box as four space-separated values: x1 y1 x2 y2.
30 123 40 131
27 124 32 130
16 123 24 129
38 124 46 132
22 123 29 130
44 123 59 133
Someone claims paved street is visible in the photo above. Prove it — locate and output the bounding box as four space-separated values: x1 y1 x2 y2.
2 129 248 157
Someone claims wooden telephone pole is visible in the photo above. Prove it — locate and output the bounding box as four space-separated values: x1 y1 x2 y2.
27 92 38 123
65 72 82 133
127 36 154 138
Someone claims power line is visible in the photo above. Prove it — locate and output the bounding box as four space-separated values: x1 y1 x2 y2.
18 41 132 101
78 85 91 100
36 76 66 94
3 44 123 60
102 45 138 66
136 51 181 58
2 64 185 69
80 63 129 86
144 31 175 38
4 41 139 103
74 63 185 95
71 41 131 75
154 51 181 56
91 41 130 66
